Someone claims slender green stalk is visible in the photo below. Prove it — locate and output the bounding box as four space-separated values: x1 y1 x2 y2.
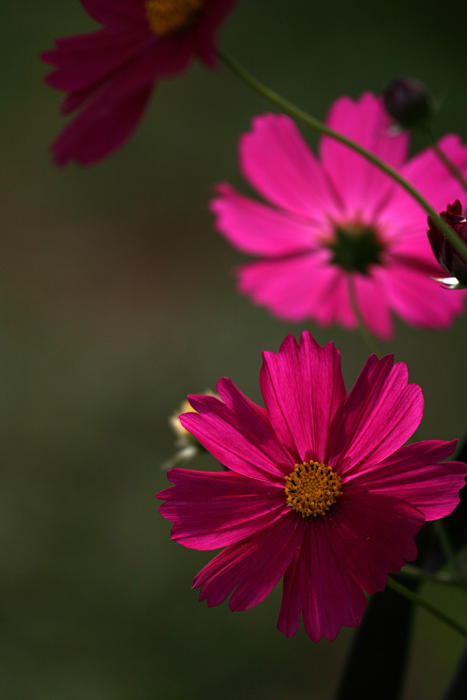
387 576 467 639
433 520 462 580
348 278 383 356
424 128 467 195
400 564 466 589
218 48 467 265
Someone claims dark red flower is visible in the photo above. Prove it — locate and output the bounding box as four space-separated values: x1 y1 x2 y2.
41 0 236 165
427 201 467 288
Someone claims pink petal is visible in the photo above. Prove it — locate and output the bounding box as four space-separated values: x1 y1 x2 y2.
180 392 292 481
353 271 394 340
42 26 153 103
211 183 317 256
276 545 302 638
325 491 423 594
50 76 154 166
310 269 356 328
326 355 423 475
350 440 467 521
320 93 409 221
237 251 356 328
388 238 448 269
157 468 286 550
193 509 303 610
278 519 367 641
215 377 271 430
49 38 192 166
260 331 346 464
239 114 340 220
191 0 237 67
80 0 146 25
385 135 467 231
380 259 466 329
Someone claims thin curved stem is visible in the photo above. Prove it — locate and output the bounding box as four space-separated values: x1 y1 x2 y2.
400 564 467 589
433 519 463 580
218 48 467 265
387 576 467 639
424 127 467 195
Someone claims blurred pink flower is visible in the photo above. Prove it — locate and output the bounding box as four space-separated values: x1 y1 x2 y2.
41 0 235 165
211 94 467 339
157 331 467 641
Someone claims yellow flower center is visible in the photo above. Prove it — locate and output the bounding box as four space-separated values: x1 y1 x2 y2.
284 461 342 518
145 0 204 36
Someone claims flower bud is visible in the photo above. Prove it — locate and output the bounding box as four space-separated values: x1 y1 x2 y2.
382 76 433 129
427 201 467 289
162 391 217 469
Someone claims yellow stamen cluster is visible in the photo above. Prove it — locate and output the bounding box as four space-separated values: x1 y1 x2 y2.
285 461 342 518
145 0 203 36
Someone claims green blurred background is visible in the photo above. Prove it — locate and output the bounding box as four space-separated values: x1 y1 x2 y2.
2 1 467 698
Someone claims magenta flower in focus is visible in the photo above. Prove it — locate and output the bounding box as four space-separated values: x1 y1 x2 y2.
157 331 467 641
211 94 467 340
41 0 236 165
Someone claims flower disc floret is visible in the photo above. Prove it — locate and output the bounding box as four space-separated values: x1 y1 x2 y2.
285 461 342 517
328 225 385 274
145 0 203 36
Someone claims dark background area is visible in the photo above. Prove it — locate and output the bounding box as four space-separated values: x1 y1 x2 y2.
1 1 467 698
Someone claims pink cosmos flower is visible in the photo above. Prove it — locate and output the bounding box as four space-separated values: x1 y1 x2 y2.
157 331 467 641
41 0 236 165
211 94 467 340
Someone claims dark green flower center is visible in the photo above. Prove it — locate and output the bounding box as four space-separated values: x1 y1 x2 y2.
328 225 384 274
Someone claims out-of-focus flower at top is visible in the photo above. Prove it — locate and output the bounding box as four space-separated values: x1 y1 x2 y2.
427 200 467 290
382 76 434 130
211 93 467 340
41 0 236 166
157 331 467 641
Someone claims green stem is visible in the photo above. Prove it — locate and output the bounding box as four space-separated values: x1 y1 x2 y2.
387 576 467 639
433 520 462 580
218 48 467 265
424 128 467 195
348 277 383 356
400 564 466 589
